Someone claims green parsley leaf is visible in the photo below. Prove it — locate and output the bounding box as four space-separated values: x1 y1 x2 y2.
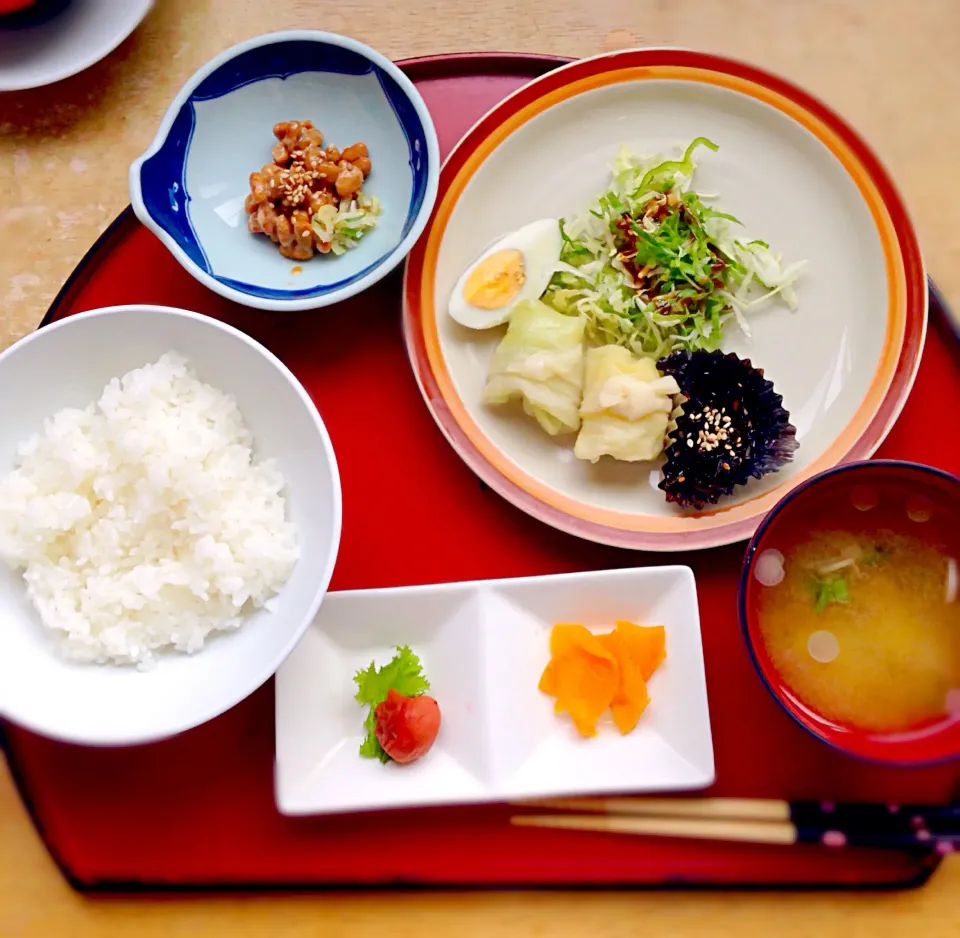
353 646 430 762
359 733 390 764
813 576 850 614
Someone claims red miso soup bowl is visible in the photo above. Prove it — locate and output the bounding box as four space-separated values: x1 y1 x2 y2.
739 460 960 766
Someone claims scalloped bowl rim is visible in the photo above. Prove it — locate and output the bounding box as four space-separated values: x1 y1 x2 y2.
129 30 440 311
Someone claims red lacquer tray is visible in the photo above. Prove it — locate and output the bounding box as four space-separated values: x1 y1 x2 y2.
2 53 960 893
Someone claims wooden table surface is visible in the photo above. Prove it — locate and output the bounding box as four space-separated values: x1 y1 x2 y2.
2 0 960 934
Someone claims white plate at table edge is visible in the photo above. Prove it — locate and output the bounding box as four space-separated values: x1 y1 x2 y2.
0 0 154 92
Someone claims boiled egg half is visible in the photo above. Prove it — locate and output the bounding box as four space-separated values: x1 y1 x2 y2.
448 218 563 329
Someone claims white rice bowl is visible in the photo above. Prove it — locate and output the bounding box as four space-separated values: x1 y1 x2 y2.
0 305 341 746
0 352 299 668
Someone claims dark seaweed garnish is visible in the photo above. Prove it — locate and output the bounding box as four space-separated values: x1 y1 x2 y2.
656 349 798 510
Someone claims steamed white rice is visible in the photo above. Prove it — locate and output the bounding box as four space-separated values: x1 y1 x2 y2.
0 352 299 668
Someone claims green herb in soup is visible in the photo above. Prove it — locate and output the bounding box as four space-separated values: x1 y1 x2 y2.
811 575 850 615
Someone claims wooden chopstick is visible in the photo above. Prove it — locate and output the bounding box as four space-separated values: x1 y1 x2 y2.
513 796 792 822
510 797 960 850
511 813 798 845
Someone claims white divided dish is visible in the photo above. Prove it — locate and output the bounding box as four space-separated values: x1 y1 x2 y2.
275 566 713 816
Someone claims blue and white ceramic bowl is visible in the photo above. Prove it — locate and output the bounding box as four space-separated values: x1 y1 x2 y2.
129 31 439 311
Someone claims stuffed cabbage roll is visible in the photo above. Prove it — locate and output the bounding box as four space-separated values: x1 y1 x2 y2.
574 345 679 463
483 299 585 435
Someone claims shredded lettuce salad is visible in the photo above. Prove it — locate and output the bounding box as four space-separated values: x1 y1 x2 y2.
543 138 806 358
310 192 381 256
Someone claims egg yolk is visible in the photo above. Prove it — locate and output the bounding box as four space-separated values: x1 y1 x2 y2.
462 250 525 309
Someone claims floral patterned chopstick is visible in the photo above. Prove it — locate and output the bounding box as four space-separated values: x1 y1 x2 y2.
510 797 960 852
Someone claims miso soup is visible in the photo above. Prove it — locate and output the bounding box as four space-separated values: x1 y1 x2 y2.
756 529 959 734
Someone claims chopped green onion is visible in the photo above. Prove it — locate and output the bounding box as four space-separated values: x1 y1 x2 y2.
635 136 719 194
542 139 805 356
813 577 850 614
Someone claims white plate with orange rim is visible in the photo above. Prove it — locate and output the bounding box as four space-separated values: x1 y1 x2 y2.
402 48 927 551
